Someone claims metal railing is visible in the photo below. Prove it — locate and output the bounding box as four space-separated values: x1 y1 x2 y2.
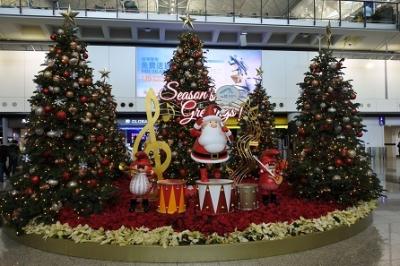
0 0 398 29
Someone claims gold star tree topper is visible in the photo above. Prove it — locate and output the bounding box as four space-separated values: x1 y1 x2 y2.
61 5 79 25
180 14 196 30
99 68 111 80
326 21 332 48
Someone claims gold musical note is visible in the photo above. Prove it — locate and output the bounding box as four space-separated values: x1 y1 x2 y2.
230 99 262 184
159 102 179 122
132 89 172 180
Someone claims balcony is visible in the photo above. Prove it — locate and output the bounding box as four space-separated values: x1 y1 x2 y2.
0 0 398 30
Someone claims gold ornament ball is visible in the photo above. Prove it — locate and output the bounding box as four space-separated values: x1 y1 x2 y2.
347 149 356 158
118 162 127 171
61 55 69 64
44 71 52 78
70 42 78 50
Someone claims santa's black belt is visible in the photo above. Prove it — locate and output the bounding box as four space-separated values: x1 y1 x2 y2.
192 150 227 159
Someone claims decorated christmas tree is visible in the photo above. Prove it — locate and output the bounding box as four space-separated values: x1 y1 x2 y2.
286 28 382 205
92 69 128 171
0 8 125 231
228 70 277 179
157 19 216 184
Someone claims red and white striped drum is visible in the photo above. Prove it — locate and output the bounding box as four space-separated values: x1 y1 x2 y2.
196 179 234 215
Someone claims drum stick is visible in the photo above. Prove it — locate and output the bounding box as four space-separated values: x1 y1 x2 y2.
252 155 275 177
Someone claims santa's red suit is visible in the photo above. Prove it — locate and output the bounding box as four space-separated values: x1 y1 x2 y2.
190 105 233 164
258 149 285 205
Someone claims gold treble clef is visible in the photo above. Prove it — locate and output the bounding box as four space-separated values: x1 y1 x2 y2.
132 89 172 180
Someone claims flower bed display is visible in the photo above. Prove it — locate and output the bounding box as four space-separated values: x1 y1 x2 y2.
57 179 341 235
24 200 375 247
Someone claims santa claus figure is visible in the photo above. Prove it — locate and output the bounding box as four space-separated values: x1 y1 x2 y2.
256 149 285 205
190 104 233 165
129 151 154 212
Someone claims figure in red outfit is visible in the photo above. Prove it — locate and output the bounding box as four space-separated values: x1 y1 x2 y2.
129 151 154 212
254 149 285 205
190 104 233 181
190 104 233 164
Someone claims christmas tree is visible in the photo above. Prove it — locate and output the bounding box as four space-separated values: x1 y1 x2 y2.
228 70 277 179
92 69 128 173
0 8 124 231
286 32 382 205
157 29 215 184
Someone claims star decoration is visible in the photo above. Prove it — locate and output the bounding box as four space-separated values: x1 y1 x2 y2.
180 14 196 30
99 68 111 79
79 162 88 169
256 67 263 77
22 154 30 163
326 21 332 48
61 5 79 24
54 99 66 106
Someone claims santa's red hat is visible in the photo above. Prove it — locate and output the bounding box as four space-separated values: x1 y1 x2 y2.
134 151 151 167
194 105 221 129
261 149 280 160
262 149 280 156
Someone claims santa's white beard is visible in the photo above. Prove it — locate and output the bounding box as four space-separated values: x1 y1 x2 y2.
198 124 227 153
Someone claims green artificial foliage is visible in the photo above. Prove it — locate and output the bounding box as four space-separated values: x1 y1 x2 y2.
156 32 215 184
0 14 127 232
286 49 382 205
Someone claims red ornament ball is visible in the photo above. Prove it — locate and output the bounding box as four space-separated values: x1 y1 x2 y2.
42 87 49 94
87 179 97 188
62 171 71 181
350 93 357 100
179 168 187 177
101 158 110 166
335 159 343 167
314 114 322 120
193 51 201 58
357 132 363 137
97 169 105 177
63 71 70 78
83 53 88 59
340 148 348 157
79 96 88 103
56 111 67 120
298 127 305 135
50 33 57 41
30 175 41 185
24 187 34 195
96 135 105 143
345 158 353 164
44 105 53 113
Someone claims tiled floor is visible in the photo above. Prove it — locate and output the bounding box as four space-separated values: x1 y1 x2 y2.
0 156 399 266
